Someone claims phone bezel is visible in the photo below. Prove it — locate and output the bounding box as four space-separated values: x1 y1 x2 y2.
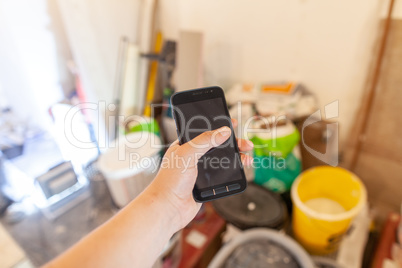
171 86 247 202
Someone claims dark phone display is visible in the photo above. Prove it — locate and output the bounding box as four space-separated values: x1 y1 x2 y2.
174 97 243 190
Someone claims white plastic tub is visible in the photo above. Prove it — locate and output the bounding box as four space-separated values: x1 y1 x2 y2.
98 132 161 207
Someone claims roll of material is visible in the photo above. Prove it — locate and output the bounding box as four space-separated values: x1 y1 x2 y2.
120 43 140 117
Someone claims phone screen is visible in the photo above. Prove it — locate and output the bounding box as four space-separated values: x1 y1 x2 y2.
174 97 244 190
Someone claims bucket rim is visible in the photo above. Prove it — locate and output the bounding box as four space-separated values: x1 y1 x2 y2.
208 228 315 267
291 166 367 222
98 132 162 179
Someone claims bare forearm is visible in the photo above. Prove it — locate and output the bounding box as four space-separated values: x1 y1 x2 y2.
44 184 179 268
43 126 250 268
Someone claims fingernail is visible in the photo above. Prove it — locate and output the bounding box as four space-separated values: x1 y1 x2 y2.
246 140 254 148
216 126 231 137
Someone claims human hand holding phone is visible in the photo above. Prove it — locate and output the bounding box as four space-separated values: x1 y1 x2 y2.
147 119 253 230
44 119 253 268
171 86 249 202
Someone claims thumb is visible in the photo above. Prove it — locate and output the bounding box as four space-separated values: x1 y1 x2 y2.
178 126 231 161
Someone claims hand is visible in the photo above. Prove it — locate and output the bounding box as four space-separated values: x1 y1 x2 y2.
146 119 254 232
44 119 254 268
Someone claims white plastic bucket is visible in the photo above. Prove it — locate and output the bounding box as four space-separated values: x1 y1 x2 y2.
208 229 315 267
98 132 162 207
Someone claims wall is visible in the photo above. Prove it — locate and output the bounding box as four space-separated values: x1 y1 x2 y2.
46 0 75 97
343 0 402 214
56 0 140 105
0 0 68 130
55 0 400 144
159 0 384 144
56 0 141 143
382 0 402 18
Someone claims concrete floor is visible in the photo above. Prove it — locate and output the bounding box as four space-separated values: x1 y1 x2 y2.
0 132 117 267
1 186 116 267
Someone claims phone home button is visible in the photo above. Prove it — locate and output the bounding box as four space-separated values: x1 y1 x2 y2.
200 190 214 198
228 183 241 191
215 186 227 195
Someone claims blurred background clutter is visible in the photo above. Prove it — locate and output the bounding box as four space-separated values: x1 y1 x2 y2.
0 0 402 267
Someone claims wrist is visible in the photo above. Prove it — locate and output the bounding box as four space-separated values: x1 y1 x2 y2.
142 184 182 235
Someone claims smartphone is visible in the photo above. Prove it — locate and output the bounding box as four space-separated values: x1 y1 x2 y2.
171 86 247 202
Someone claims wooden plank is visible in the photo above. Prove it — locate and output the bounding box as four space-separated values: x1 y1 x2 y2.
143 32 163 116
137 0 157 115
120 43 140 117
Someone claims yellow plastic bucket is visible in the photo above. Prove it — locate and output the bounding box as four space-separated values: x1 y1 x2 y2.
291 166 367 255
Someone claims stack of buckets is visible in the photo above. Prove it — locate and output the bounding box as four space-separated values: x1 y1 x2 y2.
291 166 367 254
250 119 302 193
247 116 367 254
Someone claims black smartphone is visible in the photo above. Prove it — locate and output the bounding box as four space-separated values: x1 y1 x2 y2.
171 86 247 202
